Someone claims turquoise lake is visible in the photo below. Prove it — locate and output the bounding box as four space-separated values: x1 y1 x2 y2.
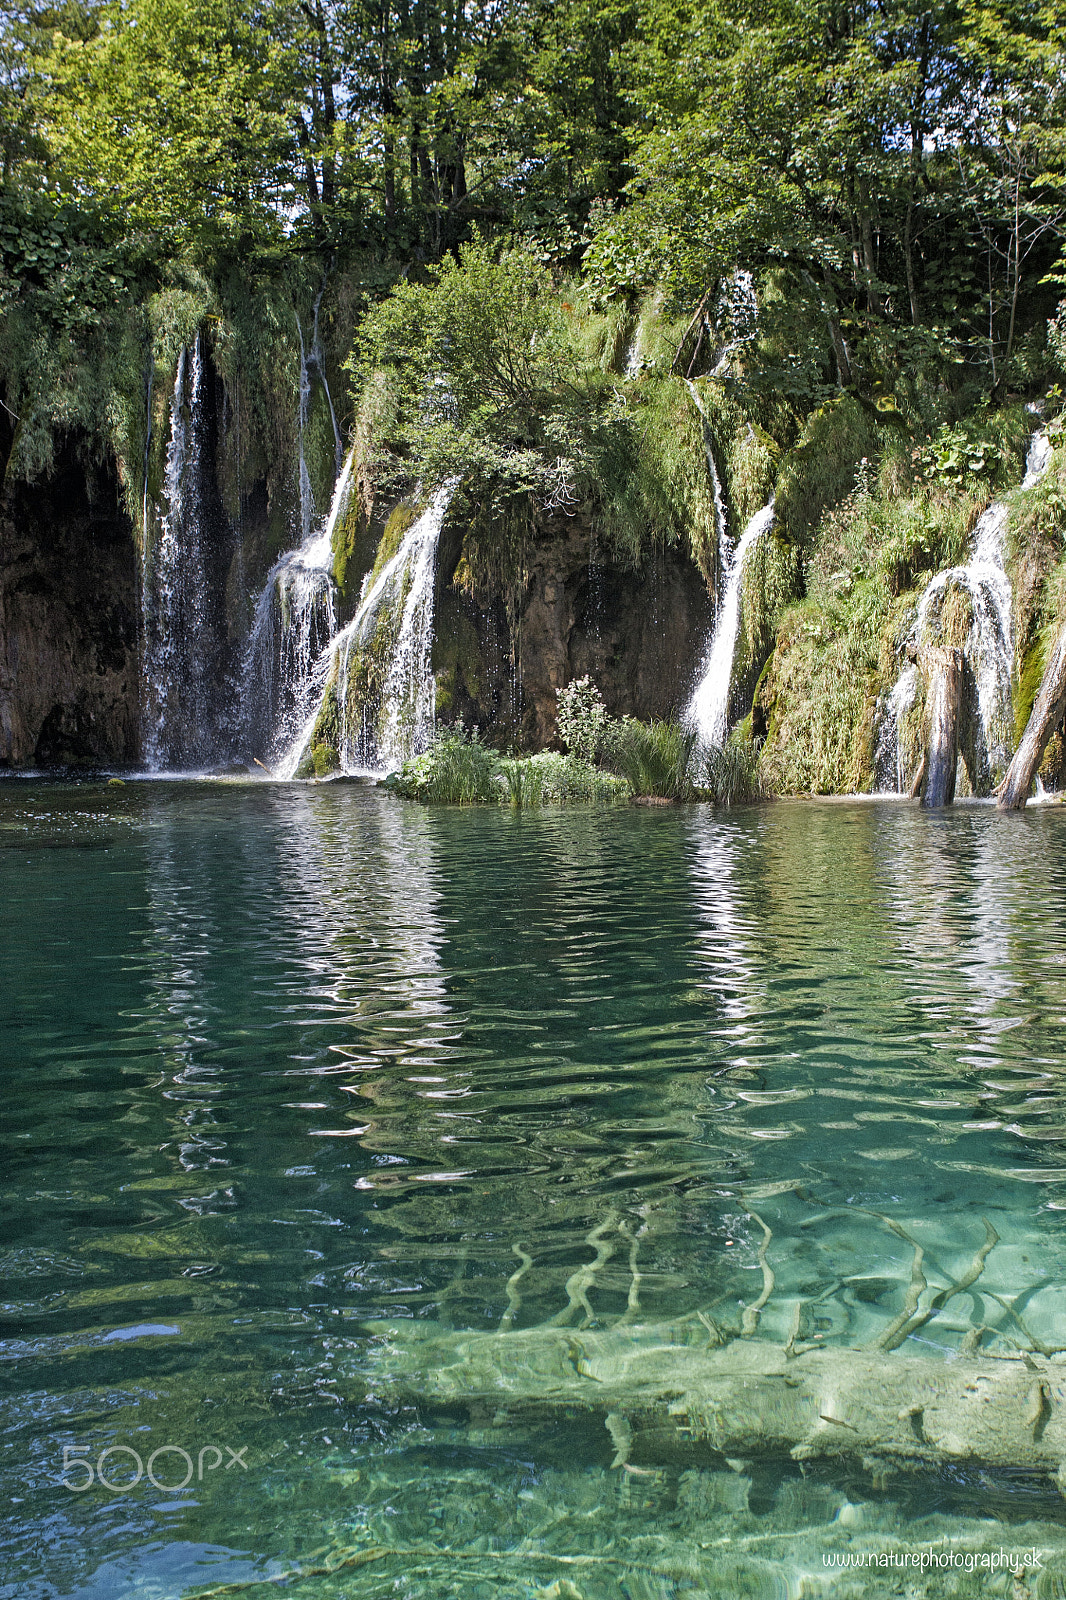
3 781 1066 1597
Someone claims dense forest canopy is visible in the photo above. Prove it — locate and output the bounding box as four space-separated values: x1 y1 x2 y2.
0 0 1064 493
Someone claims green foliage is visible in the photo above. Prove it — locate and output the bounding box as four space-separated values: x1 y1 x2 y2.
696 737 764 805
916 407 1032 492
775 397 881 548
30 0 292 253
388 726 631 806
351 241 730 574
592 374 718 574
390 727 502 804
556 675 608 762
351 238 586 504
520 752 631 804
605 718 697 799
757 580 894 795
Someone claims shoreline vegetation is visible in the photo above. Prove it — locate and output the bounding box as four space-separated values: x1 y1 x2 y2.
384 715 763 807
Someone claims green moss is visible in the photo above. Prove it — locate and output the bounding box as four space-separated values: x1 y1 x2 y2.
311 742 339 777
758 578 907 794
735 525 803 702
723 419 778 527
371 504 418 581
776 396 881 548
331 495 378 603
293 675 342 777
588 374 717 578
338 570 411 751
1016 638 1046 743
936 584 976 650
432 598 486 720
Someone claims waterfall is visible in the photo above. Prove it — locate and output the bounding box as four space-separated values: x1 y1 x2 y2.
875 431 1051 792
242 450 354 764
873 662 919 792
624 327 643 378
280 482 456 779
142 335 229 770
683 500 775 748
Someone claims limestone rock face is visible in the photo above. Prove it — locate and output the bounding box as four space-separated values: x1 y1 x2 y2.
0 439 140 768
435 513 716 748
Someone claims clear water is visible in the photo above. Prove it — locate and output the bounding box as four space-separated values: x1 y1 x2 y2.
4 783 1066 1597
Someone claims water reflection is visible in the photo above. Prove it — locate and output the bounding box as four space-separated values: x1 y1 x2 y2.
4 787 1066 1599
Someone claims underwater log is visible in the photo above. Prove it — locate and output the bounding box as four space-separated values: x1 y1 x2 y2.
998 622 1066 811
919 645 964 808
360 1318 1066 1489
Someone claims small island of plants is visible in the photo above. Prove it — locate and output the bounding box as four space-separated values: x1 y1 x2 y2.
385 677 762 806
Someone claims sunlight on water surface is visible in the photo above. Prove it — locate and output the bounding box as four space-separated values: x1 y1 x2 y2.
3 783 1066 1597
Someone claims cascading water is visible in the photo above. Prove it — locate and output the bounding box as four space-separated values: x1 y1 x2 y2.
141 335 235 770
684 501 775 749
710 269 757 376
873 663 919 792
280 482 456 779
242 451 354 763
875 430 1052 792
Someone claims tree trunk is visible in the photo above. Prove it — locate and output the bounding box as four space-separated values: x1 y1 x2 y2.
920 645 964 808
904 193 920 326
998 624 1066 810
363 1318 1066 1487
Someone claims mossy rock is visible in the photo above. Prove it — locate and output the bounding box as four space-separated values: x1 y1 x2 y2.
432 596 487 720
776 395 880 548
371 504 419 580
724 419 778 527
331 496 373 602
757 574 897 794
1040 729 1066 788
1016 636 1047 742
938 583 975 649
310 742 339 778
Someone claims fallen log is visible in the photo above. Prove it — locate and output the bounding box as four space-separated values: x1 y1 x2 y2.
998 622 1066 810
919 645 965 807
360 1317 1066 1490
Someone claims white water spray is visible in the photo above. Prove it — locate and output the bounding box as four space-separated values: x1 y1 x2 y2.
242 450 355 764
142 337 211 769
875 431 1051 791
684 500 775 749
280 482 456 779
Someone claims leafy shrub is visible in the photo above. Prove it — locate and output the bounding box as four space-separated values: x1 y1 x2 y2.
556 675 608 762
917 406 1031 492
388 728 630 806
522 751 630 804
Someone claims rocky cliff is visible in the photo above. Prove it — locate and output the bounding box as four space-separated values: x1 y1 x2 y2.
433 511 716 748
0 436 140 767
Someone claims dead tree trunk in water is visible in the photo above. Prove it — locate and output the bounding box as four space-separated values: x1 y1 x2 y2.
919 646 964 807
998 623 1066 810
